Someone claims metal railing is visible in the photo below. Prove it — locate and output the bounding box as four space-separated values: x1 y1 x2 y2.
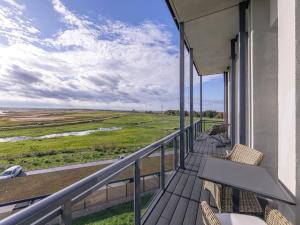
0 120 202 225
201 119 224 132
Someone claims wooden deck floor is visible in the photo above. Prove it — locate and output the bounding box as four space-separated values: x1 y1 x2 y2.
142 134 230 225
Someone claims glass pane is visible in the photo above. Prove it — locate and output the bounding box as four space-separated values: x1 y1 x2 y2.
72 164 135 225
140 148 161 217
164 140 175 184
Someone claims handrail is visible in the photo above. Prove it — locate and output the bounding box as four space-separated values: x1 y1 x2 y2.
0 120 206 225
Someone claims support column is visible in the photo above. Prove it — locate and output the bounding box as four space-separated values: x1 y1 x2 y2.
226 72 229 124
200 75 203 132
223 72 227 123
239 1 248 144
230 39 236 147
179 22 185 169
189 48 194 152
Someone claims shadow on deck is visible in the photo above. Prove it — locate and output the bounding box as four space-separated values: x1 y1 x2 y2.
142 134 230 225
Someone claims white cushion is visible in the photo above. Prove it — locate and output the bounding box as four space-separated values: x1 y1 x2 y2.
216 213 267 225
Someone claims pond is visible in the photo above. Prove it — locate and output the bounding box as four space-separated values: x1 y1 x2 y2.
0 127 122 143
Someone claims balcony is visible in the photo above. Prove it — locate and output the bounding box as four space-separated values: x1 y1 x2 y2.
0 0 298 224
142 131 228 225
0 120 230 225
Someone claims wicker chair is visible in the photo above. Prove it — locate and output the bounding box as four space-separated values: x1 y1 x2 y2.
226 144 264 165
207 124 230 146
203 144 264 215
264 206 293 225
201 201 221 225
200 201 293 225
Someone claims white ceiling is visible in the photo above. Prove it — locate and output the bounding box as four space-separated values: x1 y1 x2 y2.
168 0 240 75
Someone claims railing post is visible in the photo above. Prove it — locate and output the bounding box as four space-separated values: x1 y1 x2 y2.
60 201 72 225
230 38 236 147
173 137 178 170
160 145 165 189
134 159 141 225
200 75 203 132
190 127 192 150
179 22 185 169
185 130 188 154
188 129 190 152
189 48 194 152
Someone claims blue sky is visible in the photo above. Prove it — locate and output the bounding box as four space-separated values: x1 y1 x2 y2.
0 0 224 111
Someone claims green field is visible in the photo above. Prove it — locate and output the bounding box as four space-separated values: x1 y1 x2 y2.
0 110 222 171
73 194 153 225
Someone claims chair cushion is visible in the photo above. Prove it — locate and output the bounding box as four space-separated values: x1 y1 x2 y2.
216 213 267 225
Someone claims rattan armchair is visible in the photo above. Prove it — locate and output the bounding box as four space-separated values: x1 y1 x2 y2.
226 144 264 165
264 206 293 225
207 123 230 146
203 144 264 215
200 201 293 225
201 201 221 225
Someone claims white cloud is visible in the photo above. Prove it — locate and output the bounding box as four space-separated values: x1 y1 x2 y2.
0 0 221 111
2 0 25 10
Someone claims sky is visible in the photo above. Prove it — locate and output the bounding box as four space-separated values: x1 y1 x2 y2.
0 0 224 111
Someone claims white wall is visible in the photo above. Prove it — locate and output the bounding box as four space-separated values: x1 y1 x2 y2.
295 0 300 222
278 0 296 195
249 0 278 177
295 0 300 224
278 0 298 223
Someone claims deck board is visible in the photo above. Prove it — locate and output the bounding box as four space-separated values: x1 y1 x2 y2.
142 134 230 225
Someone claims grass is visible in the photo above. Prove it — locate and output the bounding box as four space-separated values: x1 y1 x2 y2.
73 194 153 225
0 112 222 171
0 110 124 127
0 110 222 203
0 113 180 171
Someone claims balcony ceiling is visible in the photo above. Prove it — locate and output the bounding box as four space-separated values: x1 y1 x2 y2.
167 0 241 75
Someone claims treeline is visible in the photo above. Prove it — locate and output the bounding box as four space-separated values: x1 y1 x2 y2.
162 110 223 119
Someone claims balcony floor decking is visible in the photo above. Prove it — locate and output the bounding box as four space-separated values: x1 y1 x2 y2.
142 134 230 225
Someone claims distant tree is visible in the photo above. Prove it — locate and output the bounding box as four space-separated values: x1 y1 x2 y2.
194 111 200 117
164 110 190 116
202 110 220 118
215 112 223 119
164 110 178 116
145 111 153 114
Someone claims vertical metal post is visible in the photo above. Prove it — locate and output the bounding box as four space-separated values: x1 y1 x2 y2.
230 39 236 147
239 1 247 145
160 145 165 189
179 22 185 169
189 48 194 152
173 137 178 170
223 72 226 123
225 71 229 138
186 130 189 153
134 159 141 225
200 75 203 132
188 128 191 152
60 201 72 225
225 72 229 124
